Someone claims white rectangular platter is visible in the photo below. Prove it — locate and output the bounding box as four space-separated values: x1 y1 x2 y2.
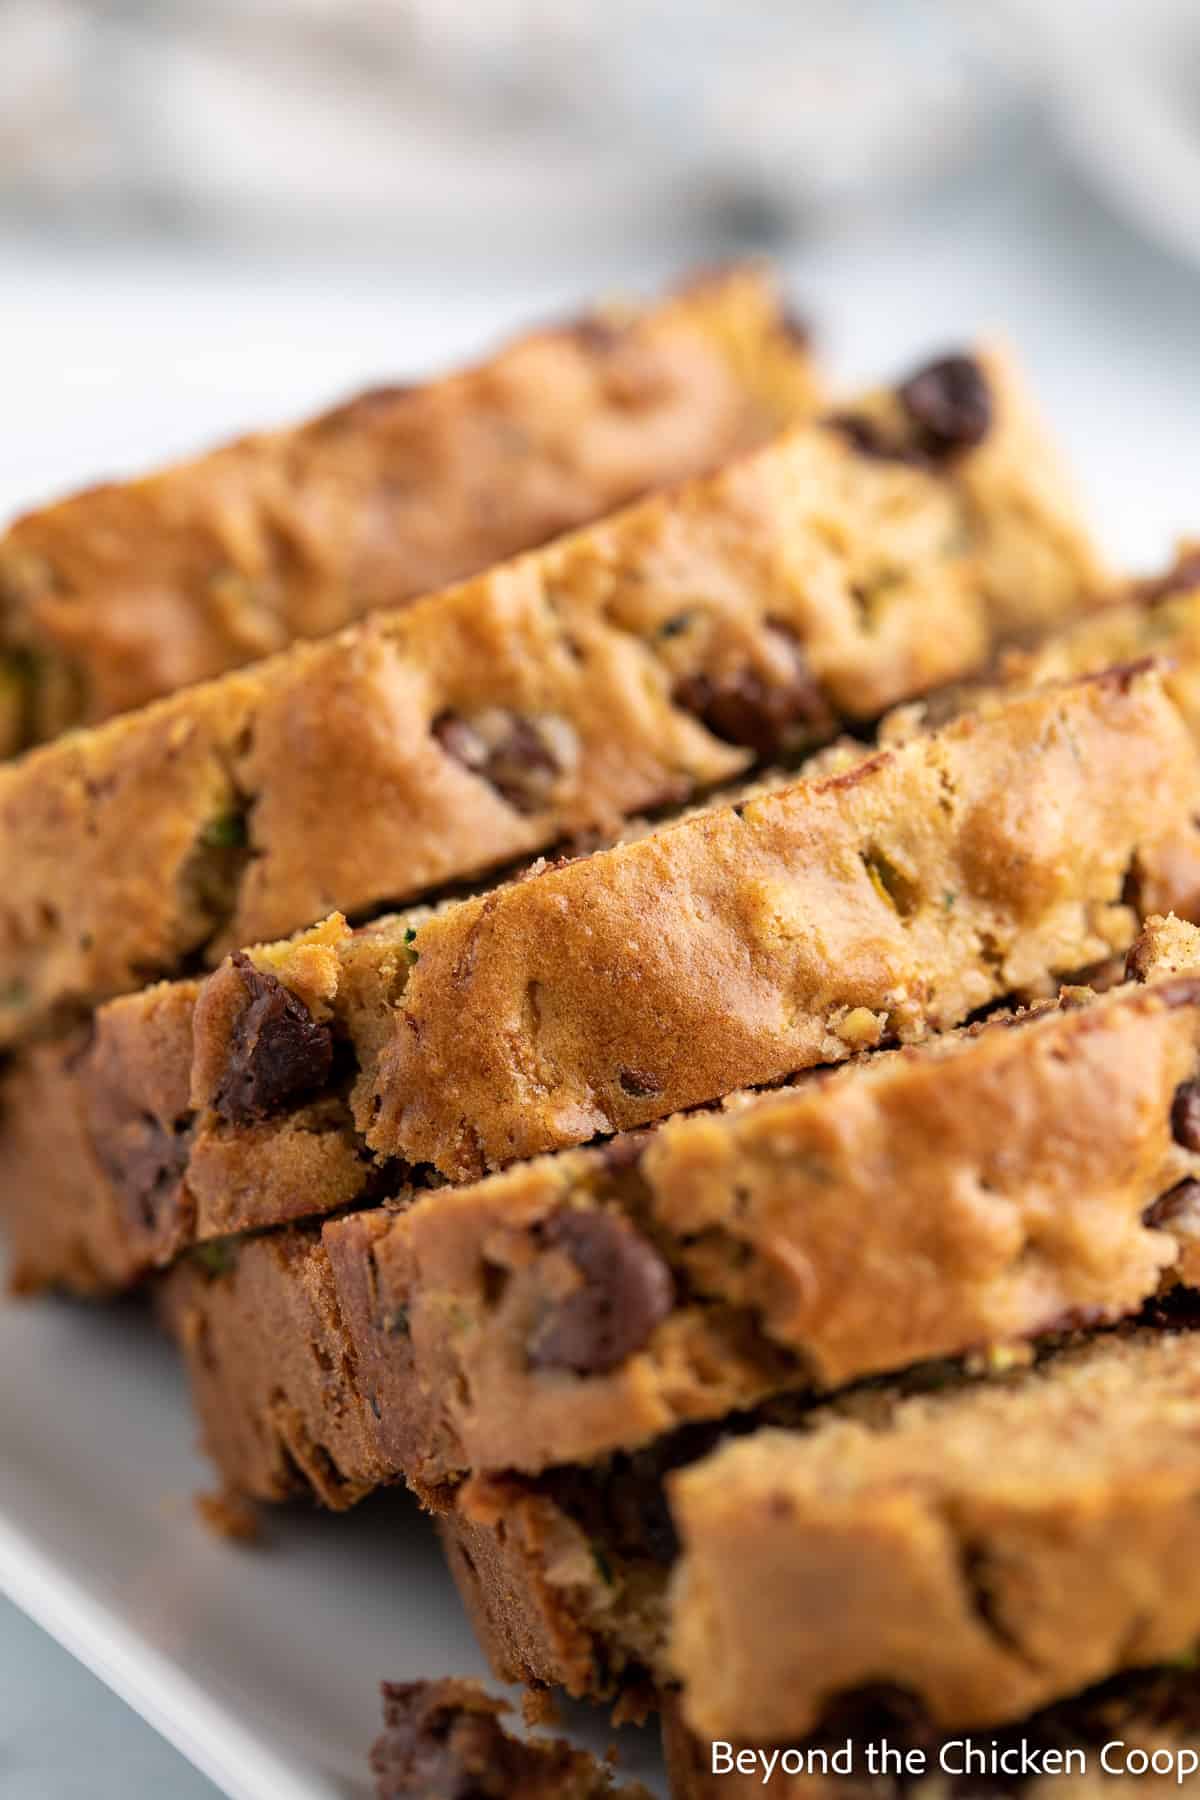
0 1291 666 1799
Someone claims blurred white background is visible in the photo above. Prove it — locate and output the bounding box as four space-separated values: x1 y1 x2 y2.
3 4 1200 1795
1 0 1199 562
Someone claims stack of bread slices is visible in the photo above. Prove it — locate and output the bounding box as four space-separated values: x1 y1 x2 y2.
7 262 1200 1798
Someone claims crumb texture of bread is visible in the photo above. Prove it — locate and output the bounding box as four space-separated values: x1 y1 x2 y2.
370 1678 651 1799
193 1487 260 1544
155 1226 389 1511
0 344 1101 1051
0 266 820 756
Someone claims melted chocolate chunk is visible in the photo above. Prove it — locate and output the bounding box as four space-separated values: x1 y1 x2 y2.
101 1110 194 1238
672 626 834 758
1172 1079 1200 1153
617 1067 662 1098
898 353 992 456
433 710 562 814
1145 1177 1200 1231
528 1210 674 1375
213 953 334 1126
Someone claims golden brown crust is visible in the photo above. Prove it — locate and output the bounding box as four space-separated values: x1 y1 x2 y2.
0 345 1102 1051
147 936 1200 1506
0 265 820 755
8 668 1200 1298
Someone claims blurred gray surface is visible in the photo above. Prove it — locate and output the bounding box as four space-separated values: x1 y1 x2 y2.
0 1595 219 1799
0 1288 665 1800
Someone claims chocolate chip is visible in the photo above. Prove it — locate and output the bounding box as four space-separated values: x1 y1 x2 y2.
213 953 334 1126
672 626 834 758
899 353 992 456
1145 1178 1200 1231
99 1110 194 1237
433 709 565 814
528 1210 674 1375
618 1067 662 1097
1173 1081 1200 1153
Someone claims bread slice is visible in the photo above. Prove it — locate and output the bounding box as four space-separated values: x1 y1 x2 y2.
437 1314 1200 1743
0 342 1102 1049
147 917 1200 1505
0 265 821 756
7 668 1198 1295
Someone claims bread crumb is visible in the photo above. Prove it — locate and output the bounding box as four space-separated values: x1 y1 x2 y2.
522 1687 561 1729
195 1488 261 1543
